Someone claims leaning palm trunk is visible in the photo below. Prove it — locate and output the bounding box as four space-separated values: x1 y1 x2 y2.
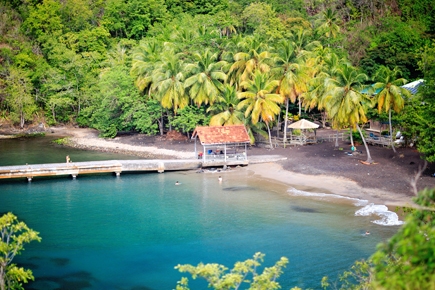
266 123 274 150
389 109 396 153
283 99 289 148
356 124 374 164
349 129 354 148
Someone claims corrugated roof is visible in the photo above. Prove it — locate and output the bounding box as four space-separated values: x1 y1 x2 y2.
402 79 424 95
192 125 250 145
362 79 424 96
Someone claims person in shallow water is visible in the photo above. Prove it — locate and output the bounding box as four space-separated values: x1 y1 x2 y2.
365 231 370 235
218 176 222 182
175 181 180 185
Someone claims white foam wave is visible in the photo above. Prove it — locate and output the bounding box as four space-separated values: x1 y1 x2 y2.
287 188 368 206
355 203 404 226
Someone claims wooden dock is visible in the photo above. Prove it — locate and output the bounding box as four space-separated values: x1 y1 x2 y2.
0 158 249 181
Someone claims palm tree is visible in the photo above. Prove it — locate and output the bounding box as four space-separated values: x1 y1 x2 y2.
215 11 238 38
271 40 311 145
229 36 272 87
131 39 162 95
315 8 341 46
323 64 374 164
184 49 227 107
207 84 244 126
303 51 348 130
290 28 320 57
151 52 189 114
237 71 284 148
372 66 411 153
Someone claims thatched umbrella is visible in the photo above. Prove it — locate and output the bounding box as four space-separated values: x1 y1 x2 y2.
288 119 319 144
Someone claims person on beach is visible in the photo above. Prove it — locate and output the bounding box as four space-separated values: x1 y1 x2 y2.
218 176 222 183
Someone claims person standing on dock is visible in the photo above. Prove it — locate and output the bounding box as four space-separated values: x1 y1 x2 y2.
66 155 71 163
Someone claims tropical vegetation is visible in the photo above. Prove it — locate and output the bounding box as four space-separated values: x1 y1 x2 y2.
1 0 434 163
1 1 435 288
0 212 41 290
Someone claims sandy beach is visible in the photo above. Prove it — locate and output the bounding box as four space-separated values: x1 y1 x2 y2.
246 163 414 207
43 126 434 208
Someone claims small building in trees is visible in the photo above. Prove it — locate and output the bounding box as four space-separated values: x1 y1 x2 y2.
192 125 250 164
368 79 425 133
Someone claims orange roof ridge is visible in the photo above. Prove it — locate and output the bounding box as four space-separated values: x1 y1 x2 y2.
192 125 250 145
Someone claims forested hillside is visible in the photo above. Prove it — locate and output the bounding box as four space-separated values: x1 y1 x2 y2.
1 0 434 160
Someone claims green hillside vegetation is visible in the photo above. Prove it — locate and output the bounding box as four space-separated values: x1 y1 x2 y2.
1 1 435 288
1 0 434 161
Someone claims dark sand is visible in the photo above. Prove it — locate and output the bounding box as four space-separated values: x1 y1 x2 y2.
45 126 434 206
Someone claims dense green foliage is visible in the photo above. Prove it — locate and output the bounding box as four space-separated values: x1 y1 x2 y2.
1 0 434 159
0 213 41 290
175 252 290 289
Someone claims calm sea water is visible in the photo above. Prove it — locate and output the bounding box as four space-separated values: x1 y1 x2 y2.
0 137 400 289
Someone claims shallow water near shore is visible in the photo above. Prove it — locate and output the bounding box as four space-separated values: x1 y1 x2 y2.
0 135 141 166
0 137 401 289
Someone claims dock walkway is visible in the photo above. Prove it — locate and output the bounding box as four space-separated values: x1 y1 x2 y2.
0 155 286 181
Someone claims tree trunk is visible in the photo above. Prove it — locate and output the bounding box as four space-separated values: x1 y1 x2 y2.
350 128 355 148
298 98 302 116
167 111 172 131
159 110 164 136
283 98 289 148
267 123 274 150
52 106 56 123
0 265 5 290
276 112 280 139
389 109 396 153
78 95 81 116
0 273 6 290
20 110 25 129
335 130 339 147
357 124 374 164
321 111 327 128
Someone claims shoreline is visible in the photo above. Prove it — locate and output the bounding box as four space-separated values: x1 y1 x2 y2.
2 125 424 208
50 126 417 208
246 163 415 207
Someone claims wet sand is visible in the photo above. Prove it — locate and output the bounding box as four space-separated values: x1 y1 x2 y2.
19 126 434 207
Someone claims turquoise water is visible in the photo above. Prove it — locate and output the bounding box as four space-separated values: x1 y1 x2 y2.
0 135 142 166
0 137 399 289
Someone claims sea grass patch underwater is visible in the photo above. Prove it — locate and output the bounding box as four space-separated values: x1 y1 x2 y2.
52 137 68 145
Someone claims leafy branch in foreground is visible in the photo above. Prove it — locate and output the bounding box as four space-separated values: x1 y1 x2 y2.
0 213 41 290
174 252 291 290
